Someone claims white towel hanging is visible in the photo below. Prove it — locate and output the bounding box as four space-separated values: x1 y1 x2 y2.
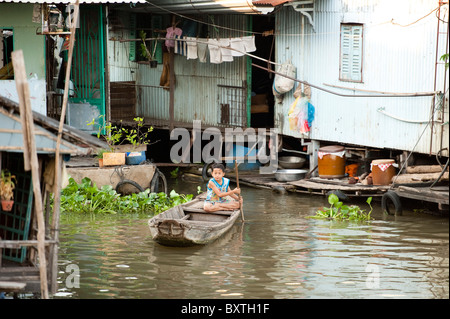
208 38 222 64
230 38 245 57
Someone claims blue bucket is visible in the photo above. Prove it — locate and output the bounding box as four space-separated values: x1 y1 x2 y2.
125 151 146 165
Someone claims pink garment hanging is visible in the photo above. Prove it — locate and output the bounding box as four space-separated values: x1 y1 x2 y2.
165 27 182 48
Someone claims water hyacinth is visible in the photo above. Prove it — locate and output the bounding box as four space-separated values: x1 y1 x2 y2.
58 177 193 215
311 193 373 221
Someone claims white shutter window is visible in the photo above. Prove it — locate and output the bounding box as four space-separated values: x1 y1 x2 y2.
340 24 363 82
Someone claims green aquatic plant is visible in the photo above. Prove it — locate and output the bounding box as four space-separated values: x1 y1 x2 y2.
58 177 193 215
311 193 373 221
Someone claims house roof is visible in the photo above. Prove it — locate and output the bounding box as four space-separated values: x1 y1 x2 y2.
252 0 292 6
0 95 107 155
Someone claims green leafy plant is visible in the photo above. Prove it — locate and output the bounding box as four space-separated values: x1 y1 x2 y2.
310 194 373 221
96 149 108 159
0 169 16 201
120 117 153 151
87 115 123 152
170 167 179 178
441 53 449 70
58 177 193 215
139 30 157 63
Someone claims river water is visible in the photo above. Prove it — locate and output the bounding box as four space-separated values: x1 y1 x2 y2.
55 176 449 299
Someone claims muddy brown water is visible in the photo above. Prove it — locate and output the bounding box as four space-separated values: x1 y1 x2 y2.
55 176 449 299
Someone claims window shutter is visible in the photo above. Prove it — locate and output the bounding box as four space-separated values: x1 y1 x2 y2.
340 24 363 82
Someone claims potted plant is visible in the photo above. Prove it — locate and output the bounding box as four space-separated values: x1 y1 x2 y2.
139 30 158 68
87 116 126 166
121 117 153 165
96 149 107 168
1 169 16 211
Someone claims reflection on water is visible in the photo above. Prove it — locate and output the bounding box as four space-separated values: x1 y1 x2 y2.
56 177 449 299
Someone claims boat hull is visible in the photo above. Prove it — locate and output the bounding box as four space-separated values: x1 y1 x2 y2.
148 198 241 247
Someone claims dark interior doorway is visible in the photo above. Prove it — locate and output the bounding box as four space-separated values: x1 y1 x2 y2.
250 14 275 128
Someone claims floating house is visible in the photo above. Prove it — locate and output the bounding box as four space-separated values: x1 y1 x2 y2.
1 0 448 165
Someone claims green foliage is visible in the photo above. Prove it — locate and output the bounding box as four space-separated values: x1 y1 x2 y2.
120 117 153 150
87 115 123 152
1 169 16 201
441 53 449 70
170 167 180 178
58 177 193 215
87 116 153 152
310 194 373 221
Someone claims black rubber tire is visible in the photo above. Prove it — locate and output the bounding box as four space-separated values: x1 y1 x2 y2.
115 180 144 195
150 169 168 195
382 191 403 216
202 162 215 182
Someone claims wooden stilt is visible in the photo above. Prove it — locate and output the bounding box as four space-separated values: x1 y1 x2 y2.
51 0 79 295
12 50 48 299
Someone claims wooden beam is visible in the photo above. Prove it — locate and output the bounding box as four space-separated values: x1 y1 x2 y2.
12 49 49 299
51 1 79 296
0 240 58 249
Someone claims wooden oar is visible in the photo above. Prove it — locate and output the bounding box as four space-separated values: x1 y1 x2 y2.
234 161 244 221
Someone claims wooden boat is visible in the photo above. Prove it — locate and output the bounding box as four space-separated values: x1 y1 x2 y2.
148 195 241 247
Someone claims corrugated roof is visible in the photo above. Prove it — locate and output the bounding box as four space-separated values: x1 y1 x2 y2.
252 0 292 6
0 1 146 3
0 95 106 155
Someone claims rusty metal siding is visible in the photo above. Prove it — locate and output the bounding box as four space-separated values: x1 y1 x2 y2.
274 0 448 155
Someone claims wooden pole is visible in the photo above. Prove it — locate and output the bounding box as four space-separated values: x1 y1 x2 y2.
12 50 48 299
51 0 79 295
234 161 244 221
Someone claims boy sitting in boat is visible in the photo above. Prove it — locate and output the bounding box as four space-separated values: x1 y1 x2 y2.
204 163 243 212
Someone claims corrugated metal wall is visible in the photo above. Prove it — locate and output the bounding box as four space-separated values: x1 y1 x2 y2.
275 0 448 155
137 14 249 127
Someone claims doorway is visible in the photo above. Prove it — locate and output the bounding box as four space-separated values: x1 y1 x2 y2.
250 14 275 128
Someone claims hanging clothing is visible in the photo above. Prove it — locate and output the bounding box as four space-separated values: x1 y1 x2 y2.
208 38 222 64
165 27 182 48
174 35 187 56
197 40 208 63
159 51 172 89
242 35 256 52
185 37 198 60
230 38 245 57
219 38 233 62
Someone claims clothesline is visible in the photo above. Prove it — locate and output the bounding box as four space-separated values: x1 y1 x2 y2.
118 36 281 66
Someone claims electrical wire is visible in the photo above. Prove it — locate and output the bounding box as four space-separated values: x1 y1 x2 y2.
143 1 446 38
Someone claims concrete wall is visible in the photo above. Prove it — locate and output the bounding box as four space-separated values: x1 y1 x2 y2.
0 3 47 115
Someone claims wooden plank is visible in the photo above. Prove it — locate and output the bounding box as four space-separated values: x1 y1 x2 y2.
406 165 448 174
394 172 449 184
11 53 31 171
11 49 49 299
0 281 26 292
0 240 58 249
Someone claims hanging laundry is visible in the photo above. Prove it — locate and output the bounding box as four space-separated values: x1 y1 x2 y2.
185 37 198 60
174 35 187 56
208 39 222 64
197 40 208 63
165 26 182 48
160 51 172 89
230 38 245 56
242 35 256 52
218 38 233 62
